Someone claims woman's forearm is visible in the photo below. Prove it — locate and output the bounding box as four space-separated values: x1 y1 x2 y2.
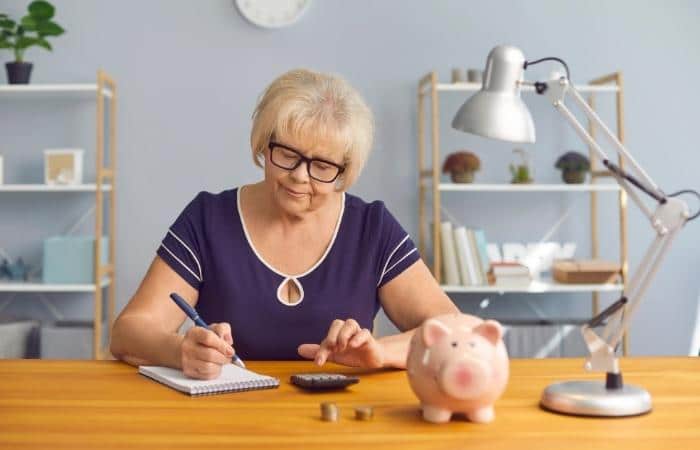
110 315 184 369
377 328 417 369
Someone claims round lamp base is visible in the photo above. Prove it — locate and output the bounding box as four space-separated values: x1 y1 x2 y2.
541 381 652 417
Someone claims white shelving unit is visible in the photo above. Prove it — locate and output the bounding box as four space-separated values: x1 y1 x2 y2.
442 280 624 294
438 183 620 192
0 72 117 359
0 278 111 293
417 71 630 353
439 183 622 294
421 81 619 95
439 183 625 295
0 184 112 192
0 83 113 98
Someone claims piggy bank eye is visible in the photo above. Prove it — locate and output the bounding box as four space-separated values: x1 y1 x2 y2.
468 341 476 348
451 341 458 348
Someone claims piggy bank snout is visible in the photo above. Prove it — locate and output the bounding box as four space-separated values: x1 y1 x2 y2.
439 357 490 400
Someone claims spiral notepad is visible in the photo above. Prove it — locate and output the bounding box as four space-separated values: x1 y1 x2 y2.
139 364 280 396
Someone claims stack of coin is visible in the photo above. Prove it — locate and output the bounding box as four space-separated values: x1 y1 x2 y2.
320 402 339 422
354 406 374 421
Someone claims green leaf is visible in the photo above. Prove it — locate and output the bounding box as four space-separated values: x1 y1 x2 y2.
28 1 54 20
0 40 13 49
0 18 16 30
20 16 37 31
16 36 37 50
36 37 51 50
37 20 63 36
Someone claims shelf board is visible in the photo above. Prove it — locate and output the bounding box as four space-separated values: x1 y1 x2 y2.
0 184 112 192
0 278 111 292
442 280 624 294
424 82 619 94
0 83 113 99
438 183 620 192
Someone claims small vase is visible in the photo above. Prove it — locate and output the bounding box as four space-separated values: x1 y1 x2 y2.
5 62 33 84
562 170 586 184
451 171 474 183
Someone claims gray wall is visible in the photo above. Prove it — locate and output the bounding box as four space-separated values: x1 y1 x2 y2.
1 0 698 356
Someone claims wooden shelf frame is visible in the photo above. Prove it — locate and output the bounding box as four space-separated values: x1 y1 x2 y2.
417 71 629 354
94 70 117 360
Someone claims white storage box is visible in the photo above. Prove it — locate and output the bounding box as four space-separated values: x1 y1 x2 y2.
44 148 84 185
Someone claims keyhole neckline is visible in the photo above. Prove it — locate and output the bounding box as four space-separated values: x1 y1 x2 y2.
236 185 346 279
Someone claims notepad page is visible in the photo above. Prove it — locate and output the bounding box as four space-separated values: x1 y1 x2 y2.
139 363 280 395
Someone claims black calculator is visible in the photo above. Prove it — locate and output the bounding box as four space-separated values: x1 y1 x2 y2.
290 373 360 390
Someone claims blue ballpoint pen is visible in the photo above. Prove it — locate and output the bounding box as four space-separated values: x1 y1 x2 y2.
169 292 246 368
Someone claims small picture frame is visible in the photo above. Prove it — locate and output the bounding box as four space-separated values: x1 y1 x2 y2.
44 149 84 185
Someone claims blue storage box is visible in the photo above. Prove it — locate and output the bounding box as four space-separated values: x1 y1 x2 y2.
42 236 109 284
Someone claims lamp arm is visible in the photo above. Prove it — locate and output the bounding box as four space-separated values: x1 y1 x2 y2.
535 78 691 373
566 84 664 198
606 227 682 351
541 80 660 221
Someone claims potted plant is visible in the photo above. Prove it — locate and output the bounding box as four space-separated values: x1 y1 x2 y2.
509 148 533 184
555 151 590 184
0 1 65 84
442 150 481 183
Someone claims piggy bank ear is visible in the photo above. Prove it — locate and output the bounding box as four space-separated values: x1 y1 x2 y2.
473 320 503 346
422 319 452 347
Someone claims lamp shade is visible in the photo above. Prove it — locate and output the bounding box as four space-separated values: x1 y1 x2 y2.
452 45 536 143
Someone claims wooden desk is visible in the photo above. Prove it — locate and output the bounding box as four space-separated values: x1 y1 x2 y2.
0 357 698 449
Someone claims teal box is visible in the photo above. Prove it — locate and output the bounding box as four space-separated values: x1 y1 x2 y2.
42 236 109 284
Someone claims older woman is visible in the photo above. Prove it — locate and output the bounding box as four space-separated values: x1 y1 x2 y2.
110 69 459 379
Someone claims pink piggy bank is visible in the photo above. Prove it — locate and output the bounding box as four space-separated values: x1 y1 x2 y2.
406 313 509 424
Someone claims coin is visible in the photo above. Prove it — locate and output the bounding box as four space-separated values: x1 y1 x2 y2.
354 406 373 421
320 402 339 422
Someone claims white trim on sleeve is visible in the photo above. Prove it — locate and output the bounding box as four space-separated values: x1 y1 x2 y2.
159 243 202 283
167 229 203 281
381 248 418 283
377 234 412 287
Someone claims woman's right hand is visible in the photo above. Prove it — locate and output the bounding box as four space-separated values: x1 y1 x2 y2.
179 322 235 380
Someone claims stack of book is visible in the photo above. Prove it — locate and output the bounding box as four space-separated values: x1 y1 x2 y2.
440 222 490 286
488 262 532 287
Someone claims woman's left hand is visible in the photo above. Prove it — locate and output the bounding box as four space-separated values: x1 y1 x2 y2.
297 319 385 369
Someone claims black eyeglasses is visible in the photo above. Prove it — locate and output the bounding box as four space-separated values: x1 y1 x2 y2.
268 141 345 183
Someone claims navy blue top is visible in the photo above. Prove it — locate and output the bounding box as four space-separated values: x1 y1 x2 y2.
156 186 420 360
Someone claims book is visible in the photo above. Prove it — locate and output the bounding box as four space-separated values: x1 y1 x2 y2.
139 364 280 396
493 275 532 287
491 262 530 277
466 229 485 285
440 222 461 286
472 229 492 276
453 226 473 286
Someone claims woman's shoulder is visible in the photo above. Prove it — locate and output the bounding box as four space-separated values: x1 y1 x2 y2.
175 187 239 222
343 192 395 227
189 187 238 205
345 191 383 212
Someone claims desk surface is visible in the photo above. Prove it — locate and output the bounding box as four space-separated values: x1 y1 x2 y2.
0 357 698 449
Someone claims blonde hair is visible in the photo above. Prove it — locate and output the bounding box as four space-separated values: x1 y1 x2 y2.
250 69 374 190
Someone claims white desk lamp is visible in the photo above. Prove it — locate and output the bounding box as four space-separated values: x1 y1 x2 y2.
452 45 698 417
